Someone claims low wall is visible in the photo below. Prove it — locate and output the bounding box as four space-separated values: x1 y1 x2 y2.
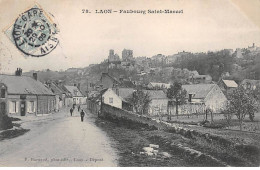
100 103 257 155
101 103 168 130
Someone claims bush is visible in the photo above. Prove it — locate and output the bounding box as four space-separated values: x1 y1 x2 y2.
0 115 13 130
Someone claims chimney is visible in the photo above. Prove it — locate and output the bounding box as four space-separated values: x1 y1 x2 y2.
33 73 37 81
15 68 22 76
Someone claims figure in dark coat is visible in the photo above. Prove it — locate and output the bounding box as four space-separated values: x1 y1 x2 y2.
80 110 85 122
70 108 74 116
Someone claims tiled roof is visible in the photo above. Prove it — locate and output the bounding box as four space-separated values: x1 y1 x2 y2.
49 83 66 95
118 88 167 100
222 80 238 88
149 82 171 88
182 84 216 99
118 88 134 99
64 85 84 97
0 74 54 95
101 73 120 83
144 90 167 99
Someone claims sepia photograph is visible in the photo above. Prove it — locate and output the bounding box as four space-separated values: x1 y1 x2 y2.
0 0 260 167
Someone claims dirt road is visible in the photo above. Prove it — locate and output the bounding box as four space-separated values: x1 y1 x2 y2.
0 109 118 167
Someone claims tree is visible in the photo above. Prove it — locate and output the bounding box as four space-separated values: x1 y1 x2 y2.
226 86 258 131
130 89 152 115
247 86 260 121
167 82 187 119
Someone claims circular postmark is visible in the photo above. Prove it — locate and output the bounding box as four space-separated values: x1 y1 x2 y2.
12 7 59 57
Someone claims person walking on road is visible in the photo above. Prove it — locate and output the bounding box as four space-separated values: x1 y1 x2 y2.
80 109 85 122
78 105 81 112
70 107 74 116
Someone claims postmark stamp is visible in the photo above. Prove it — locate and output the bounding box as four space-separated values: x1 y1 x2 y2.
5 4 59 57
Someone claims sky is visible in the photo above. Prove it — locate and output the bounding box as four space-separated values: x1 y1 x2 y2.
0 0 260 73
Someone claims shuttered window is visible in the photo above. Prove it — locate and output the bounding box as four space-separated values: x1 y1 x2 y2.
0 89 5 98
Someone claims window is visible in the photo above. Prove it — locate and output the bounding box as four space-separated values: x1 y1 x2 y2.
11 101 17 113
1 89 5 98
109 98 113 104
30 101 34 112
27 101 34 113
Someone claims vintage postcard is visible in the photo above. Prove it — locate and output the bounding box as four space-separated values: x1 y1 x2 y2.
0 0 260 167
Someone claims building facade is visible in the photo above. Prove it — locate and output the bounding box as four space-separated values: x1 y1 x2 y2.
180 84 227 114
63 85 86 105
0 71 56 116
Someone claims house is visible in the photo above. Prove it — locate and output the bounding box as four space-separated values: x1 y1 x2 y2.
179 84 227 114
0 83 8 116
147 82 171 90
63 85 86 105
87 90 102 114
100 73 135 89
100 73 120 89
95 88 133 111
145 90 168 116
101 88 124 109
0 83 8 129
0 69 56 116
47 82 67 111
240 79 260 91
189 74 212 84
87 85 169 116
218 79 238 96
112 88 168 116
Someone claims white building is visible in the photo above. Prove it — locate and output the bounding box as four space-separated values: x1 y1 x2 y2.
64 85 86 105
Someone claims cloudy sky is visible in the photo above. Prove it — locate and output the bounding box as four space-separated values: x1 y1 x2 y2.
0 0 260 73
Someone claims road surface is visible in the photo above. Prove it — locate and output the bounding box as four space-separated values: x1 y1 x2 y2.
0 108 118 167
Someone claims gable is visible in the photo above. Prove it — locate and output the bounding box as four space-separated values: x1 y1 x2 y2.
182 84 215 99
204 84 227 102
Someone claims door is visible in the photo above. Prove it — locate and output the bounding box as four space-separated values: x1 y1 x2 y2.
20 101 26 116
0 102 6 115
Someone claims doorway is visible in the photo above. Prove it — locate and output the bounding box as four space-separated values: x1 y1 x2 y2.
20 101 26 116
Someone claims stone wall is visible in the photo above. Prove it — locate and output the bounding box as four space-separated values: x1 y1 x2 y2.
101 103 167 130
100 103 257 157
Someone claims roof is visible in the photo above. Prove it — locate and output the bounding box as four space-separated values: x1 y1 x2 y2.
117 88 167 100
144 90 167 99
64 85 84 97
241 79 260 86
91 88 108 102
101 73 120 83
49 83 66 95
149 82 171 88
118 88 134 99
222 80 238 88
120 80 135 88
182 84 216 99
0 74 54 95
